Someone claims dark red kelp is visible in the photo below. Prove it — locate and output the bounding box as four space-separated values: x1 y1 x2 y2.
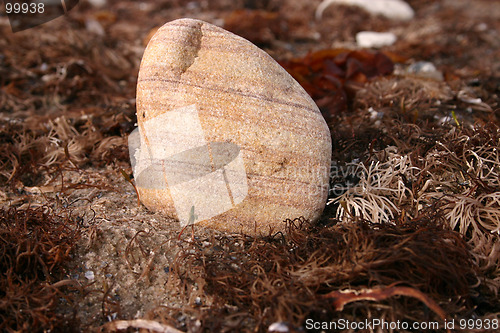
281 49 396 124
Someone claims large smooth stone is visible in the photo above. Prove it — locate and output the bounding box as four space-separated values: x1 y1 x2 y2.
131 18 331 236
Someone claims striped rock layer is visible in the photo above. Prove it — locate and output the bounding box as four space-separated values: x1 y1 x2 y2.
135 18 331 236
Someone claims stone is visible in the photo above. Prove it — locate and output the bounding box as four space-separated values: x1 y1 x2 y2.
129 18 331 236
406 61 444 81
316 0 414 21
356 31 397 48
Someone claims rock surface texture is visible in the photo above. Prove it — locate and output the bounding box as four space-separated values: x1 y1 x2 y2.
133 18 331 236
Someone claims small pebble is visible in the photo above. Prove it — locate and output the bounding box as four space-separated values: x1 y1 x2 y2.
316 0 414 21
268 322 290 332
406 61 444 81
84 270 95 281
356 31 397 48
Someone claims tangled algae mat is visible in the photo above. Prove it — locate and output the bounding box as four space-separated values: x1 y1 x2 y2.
1 0 499 332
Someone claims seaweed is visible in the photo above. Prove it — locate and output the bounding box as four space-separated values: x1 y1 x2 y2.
0 206 82 332
163 214 486 332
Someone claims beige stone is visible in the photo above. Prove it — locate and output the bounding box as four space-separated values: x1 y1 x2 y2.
131 18 331 236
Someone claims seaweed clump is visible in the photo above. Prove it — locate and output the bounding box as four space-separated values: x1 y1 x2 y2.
0 206 81 332
153 214 490 332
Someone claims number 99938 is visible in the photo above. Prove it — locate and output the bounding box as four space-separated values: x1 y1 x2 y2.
459 318 499 330
5 2 45 14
